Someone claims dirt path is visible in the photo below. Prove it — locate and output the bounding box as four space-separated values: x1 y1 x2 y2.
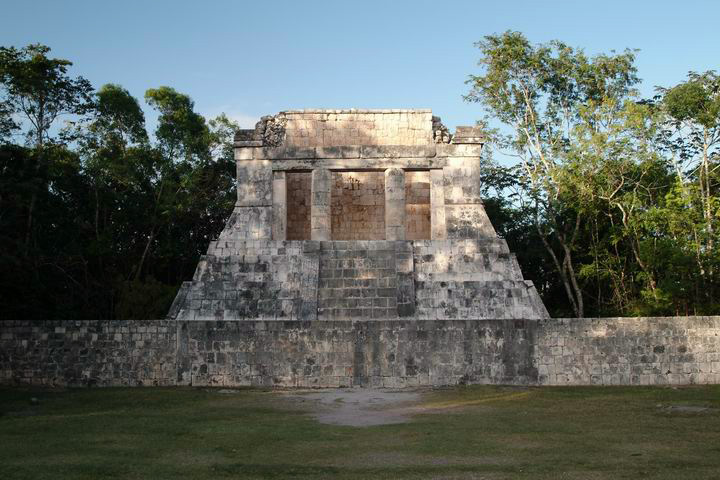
284 389 424 427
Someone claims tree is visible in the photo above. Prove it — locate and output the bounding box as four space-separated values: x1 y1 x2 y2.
145 86 210 164
465 31 640 317
0 44 93 251
0 98 18 142
660 72 720 272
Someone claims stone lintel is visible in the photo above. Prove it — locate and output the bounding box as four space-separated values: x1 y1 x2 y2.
269 158 447 171
435 143 484 157
235 145 439 161
234 140 263 148
451 126 485 144
281 108 432 114
359 145 434 159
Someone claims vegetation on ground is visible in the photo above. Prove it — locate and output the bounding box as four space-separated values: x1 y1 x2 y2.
1 385 719 479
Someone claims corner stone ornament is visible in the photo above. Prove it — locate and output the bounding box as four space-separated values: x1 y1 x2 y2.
167 109 548 322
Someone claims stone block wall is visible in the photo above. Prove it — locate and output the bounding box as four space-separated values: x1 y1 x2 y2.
286 172 311 240
405 171 431 240
315 241 415 321
178 320 535 388
412 239 548 320
537 316 720 385
331 172 385 240
2 317 720 388
170 239 547 322
0 320 177 387
169 240 319 321
281 109 433 147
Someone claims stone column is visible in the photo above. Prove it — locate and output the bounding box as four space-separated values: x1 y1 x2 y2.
223 145 272 240
439 127 496 239
430 169 446 240
311 168 332 240
272 171 287 240
384 168 406 240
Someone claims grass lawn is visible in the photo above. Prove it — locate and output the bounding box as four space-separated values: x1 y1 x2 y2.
1 385 719 479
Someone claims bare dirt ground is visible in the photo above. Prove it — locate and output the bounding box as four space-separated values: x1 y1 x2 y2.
283 389 425 426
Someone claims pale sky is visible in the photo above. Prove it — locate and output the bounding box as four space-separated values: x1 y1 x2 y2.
4 0 718 135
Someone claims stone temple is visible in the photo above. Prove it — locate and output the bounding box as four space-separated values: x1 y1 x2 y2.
168 109 548 322
8 110 717 389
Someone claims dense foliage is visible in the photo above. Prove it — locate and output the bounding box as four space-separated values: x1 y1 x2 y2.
0 39 718 319
468 32 720 317
0 45 237 319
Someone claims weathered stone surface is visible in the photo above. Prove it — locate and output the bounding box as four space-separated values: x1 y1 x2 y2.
384 168 406 241
219 206 273 240
170 109 544 321
311 168 332 241
3 316 720 388
272 171 286 240
536 316 720 386
430 169 446 240
331 172 385 240
236 159 272 206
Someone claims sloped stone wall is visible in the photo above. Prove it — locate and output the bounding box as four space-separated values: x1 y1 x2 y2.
2 317 720 388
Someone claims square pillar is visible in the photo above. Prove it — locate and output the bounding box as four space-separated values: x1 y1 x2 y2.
221 145 272 240
272 171 287 240
311 168 332 240
385 167 405 240
430 169 446 240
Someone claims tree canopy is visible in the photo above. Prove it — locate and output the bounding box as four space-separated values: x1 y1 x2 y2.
0 39 718 319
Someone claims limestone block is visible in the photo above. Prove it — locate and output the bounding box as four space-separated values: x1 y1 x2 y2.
435 144 484 157
234 146 259 161
311 169 332 241
236 159 272 206
445 204 497 239
443 157 483 205
385 168 405 241
430 169 446 240
272 172 287 240
218 206 272 240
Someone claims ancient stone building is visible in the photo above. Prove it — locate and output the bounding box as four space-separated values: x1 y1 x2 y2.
167 109 548 321
7 111 720 389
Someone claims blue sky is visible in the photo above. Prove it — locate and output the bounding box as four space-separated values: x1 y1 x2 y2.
3 0 719 134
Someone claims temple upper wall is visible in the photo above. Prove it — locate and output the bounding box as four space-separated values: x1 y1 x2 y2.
233 109 477 149
281 109 433 147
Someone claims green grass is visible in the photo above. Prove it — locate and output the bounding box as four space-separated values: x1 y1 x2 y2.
1 385 720 479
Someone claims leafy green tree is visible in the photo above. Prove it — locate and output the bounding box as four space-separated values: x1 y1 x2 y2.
0 44 93 251
466 31 640 317
145 86 211 163
659 71 720 274
0 98 18 141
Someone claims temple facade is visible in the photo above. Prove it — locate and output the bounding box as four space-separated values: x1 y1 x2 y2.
167 109 548 321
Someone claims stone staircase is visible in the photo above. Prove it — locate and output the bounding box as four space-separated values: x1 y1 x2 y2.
317 241 413 320
168 238 547 321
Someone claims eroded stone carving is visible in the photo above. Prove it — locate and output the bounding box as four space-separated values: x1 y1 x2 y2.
254 114 288 147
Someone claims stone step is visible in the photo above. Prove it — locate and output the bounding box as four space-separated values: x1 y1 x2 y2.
317 242 408 320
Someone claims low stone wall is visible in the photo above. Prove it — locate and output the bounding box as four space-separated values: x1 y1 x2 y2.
537 317 720 385
2 317 719 388
0 320 177 387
